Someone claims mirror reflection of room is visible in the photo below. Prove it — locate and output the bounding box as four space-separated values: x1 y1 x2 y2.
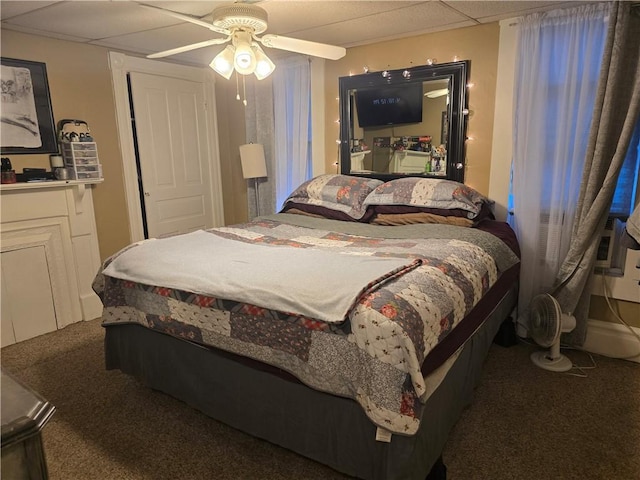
349 78 449 175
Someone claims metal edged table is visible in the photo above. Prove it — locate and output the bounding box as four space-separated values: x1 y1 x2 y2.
1 370 56 480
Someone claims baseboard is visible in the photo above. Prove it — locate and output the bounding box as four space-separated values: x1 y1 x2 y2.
582 319 640 364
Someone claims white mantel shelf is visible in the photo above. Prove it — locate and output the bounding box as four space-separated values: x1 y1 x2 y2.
1 179 103 213
0 179 103 192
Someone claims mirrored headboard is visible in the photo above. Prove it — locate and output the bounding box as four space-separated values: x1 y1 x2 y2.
339 61 469 182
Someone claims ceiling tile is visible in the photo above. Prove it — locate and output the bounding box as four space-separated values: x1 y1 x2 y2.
261 1 419 35
288 2 471 47
442 1 576 20
3 1 179 40
141 1 231 18
90 23 220 58
0 22 91 43
0 1 60 21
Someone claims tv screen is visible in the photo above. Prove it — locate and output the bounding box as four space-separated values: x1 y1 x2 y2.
355 83 423 128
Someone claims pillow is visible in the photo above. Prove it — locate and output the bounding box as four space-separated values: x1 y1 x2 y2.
281 204 362 222
370 212 474 227
371 202 495 223
363 178 493 220
281 174 383 221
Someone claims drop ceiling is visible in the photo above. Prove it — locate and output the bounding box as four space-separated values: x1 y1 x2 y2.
1 1 596 66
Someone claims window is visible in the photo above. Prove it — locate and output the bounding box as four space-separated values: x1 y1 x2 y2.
610 119 640 218
597 118 640 272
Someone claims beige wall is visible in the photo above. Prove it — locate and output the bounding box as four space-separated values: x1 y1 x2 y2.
1 30 130 261
214 79 249 226
589 296 640 328
324 23 500 195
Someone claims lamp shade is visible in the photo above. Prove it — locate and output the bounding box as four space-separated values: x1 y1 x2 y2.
253 44 275 80
239 143 267 179
210 45 235 79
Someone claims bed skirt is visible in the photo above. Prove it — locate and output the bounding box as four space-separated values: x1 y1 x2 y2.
104 284 517 480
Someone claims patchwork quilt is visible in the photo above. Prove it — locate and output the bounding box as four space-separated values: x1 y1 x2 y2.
94 214 520 435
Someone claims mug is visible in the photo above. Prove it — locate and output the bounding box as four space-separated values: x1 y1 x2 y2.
1 170 17 184
54 167 70 180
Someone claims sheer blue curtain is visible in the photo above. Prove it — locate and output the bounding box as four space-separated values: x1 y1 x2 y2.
509 3 610 322
272 56 312 209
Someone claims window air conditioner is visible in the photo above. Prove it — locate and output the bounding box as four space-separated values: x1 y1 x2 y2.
595 216 625 269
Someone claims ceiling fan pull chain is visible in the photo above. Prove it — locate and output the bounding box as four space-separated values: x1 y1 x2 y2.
236 71 241 101
242 76 248 107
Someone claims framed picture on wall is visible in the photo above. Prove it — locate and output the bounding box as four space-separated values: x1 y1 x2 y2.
1 57 58 155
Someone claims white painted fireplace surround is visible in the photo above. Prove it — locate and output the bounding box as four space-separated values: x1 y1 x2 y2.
1 180 103 347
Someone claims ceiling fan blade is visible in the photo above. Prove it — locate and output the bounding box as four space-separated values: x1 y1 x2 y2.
259 35 346 60
147 38 230 59
137 2 231 36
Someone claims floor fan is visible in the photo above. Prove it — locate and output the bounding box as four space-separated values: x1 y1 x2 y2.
528 293 576 372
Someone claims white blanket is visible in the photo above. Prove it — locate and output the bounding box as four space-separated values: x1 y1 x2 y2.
102 230 418 323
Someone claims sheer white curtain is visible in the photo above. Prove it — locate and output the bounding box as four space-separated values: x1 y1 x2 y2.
244 56 311 218
510 3 610 323
272 56 312 210
244 79 275 219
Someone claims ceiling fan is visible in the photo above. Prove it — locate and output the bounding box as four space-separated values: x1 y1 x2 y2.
139 1 347 80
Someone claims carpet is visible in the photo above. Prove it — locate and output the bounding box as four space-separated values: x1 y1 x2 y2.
1 319 639 479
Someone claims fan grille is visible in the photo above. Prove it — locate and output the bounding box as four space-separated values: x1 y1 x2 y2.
212 4 268 34
528 294 561 348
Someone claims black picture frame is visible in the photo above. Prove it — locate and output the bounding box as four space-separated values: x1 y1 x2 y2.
1 57 58 155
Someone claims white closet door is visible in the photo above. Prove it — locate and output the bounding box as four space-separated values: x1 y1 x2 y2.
129 72 215 238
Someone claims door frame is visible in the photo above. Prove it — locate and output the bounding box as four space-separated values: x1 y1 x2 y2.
108 51 224 242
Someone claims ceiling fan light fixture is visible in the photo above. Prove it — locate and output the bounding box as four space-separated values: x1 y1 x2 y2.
233 31 256 75
234 48 256 75
253 44 275 80
210 45 236 79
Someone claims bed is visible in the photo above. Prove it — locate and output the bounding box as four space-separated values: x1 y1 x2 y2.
94 175 520 480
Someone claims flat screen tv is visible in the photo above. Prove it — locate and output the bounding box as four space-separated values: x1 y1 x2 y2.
355 83 423 128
